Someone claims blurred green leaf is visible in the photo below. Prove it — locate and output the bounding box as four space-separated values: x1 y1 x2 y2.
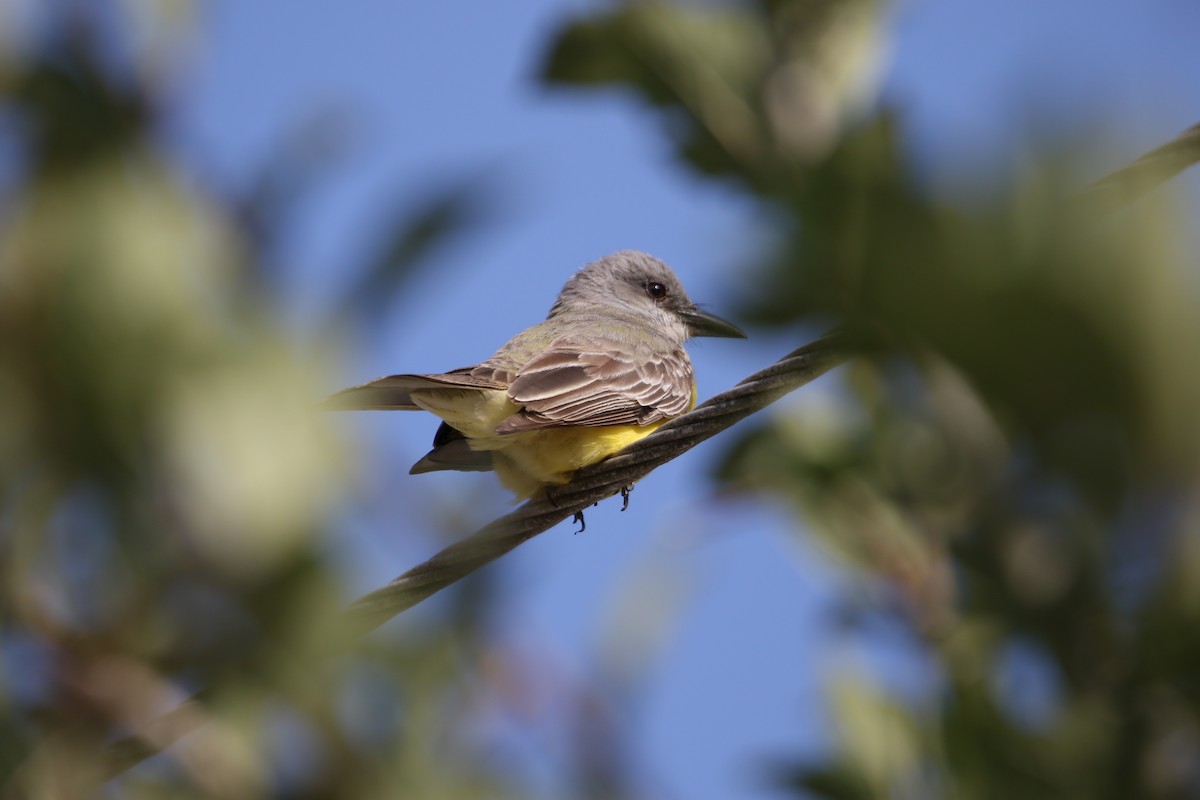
0 7 533 799
543 0 885 182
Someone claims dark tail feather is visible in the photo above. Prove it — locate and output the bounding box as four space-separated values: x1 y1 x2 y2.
409 422 494 473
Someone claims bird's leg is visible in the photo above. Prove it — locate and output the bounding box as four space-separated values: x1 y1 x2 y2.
620 483 635 511
545 485 592 534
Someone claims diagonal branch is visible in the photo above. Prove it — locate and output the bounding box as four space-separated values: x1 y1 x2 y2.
1080 122 1200 212
346 327 860 632
99 328 859 781
97 119 1200 783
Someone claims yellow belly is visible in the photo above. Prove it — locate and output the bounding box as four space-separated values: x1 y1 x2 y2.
410 385 681 500
491 423 664 499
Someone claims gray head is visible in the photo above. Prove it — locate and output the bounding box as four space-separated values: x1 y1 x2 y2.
548 250 746 343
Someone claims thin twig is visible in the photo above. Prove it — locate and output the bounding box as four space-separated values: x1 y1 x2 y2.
1080 123 1200 212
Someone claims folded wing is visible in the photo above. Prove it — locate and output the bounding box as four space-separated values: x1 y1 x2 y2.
496 340 693 433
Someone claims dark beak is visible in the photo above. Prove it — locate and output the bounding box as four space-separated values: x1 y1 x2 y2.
679 306 747 339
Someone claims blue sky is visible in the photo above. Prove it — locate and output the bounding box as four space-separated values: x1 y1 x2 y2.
163 1 1200 797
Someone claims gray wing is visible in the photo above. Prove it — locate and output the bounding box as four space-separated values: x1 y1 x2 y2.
324 368 508 411
495 340 693 433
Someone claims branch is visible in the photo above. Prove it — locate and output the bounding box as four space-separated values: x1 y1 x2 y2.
287 125 1200 634
101 121 1200 784
99 328 857 781
1080 123 1200 212
346 327 859 632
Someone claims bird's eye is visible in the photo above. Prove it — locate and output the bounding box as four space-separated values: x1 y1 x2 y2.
646 282 667 299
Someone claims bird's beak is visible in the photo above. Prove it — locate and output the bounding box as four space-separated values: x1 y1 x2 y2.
680 306 747 339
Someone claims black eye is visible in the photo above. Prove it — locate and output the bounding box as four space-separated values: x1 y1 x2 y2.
646 282 667 299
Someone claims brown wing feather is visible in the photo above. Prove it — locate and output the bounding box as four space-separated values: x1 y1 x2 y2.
496 341 693 433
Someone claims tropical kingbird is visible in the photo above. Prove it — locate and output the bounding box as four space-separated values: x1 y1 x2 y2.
330 250 746 500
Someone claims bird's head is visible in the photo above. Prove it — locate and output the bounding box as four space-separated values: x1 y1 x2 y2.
549 250 746 344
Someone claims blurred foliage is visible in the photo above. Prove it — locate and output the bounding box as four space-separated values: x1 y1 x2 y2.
0 5 627 799
543 0 884 177
548 1 1200 799
3 0 1199 799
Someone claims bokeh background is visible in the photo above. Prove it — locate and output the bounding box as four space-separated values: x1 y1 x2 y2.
2 0 1199 798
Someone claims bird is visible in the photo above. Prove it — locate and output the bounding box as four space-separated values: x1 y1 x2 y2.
328 250 746 505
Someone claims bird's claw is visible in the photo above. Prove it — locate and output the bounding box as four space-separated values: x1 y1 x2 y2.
620 483 635 511
570 500 602 534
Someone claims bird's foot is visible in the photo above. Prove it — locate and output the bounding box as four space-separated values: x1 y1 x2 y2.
620 483 636 511
570 501 601 534
544 486 593 534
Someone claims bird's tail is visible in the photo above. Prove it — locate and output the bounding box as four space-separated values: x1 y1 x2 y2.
409 422 494 474
324 371 507 411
